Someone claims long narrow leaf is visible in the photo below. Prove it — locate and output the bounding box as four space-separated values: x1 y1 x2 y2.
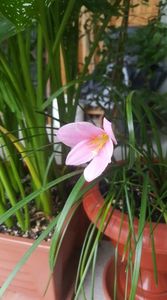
0 170 82 225
40 79 81 111
49 175 85 269
126 91 136 168
129 173 148 300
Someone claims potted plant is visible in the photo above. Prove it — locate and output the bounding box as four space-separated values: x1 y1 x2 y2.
0 0 122 299
83 159 167 300
0 0 87 296
45 1 167 298
50 1 167 298
56 83 167 300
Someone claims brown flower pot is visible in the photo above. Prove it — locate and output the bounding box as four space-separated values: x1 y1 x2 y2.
83 185 167 300
0 205 89 300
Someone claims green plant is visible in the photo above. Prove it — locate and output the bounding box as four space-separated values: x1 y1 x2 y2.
0 0 167 299
0 0 119 227
54 89 167 299
83 1 167 134
47 1 167 297
0 0 123 297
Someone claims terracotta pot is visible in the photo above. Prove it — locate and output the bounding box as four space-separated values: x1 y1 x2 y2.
83 185 167 300
0 205 89 300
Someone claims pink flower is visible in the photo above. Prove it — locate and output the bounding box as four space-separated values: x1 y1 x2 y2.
57 118 117 182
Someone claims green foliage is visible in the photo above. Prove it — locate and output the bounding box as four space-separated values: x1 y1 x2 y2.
0 1 167 299
0 12 16 42
0 0 111 229
0 0 122 296
128 19 167 68
0 0 37 27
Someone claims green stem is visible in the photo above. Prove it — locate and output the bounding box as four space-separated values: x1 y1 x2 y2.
9 35 51 180
112 0 130 86
36 23 54 183
0 185 13 228
74 14 111 115
38 3 57 89
61 20 79 121
0 126 52 215
0 50 27 105
50 175 85 269
51 2 66 120
2 136 30 229
0 43 52 215
52 0 76 54
0 160 24 230
17 33 36 106
37 24 43 107
0 50 35 127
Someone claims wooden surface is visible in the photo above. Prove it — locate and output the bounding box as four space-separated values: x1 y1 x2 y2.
111 0 159 27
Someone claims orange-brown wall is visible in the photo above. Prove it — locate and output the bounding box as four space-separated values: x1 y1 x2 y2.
78 1 159 73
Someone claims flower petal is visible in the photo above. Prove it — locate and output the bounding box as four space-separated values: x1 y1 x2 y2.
84 139 114 182
66 139 96 165
103 117 117 145
57 122 104 147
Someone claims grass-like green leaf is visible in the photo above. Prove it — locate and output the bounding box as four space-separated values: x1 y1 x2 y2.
141 101 163 159
126 91 136 168
49 175 85 270
74 201 112 299
90 243 98 300
40 79 81 111
0 170 82 225
129 173 148 300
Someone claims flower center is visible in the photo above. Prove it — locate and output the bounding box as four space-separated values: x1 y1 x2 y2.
90 133 109 154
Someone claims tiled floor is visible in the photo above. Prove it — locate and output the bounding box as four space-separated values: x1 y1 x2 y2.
79 240 114 300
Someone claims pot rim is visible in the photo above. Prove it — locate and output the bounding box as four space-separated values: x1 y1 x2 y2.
83 185 167 253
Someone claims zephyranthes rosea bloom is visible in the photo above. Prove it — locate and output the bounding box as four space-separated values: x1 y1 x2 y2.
57 118 117 182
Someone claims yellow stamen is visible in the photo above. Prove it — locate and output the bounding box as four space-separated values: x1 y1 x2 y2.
90 133 109 154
